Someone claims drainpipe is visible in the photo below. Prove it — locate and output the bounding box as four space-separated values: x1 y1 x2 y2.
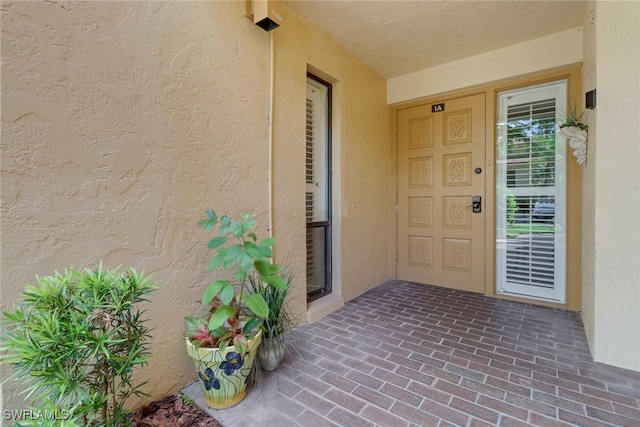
267 31 274 240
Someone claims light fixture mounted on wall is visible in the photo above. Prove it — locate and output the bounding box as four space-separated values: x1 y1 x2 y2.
246 0 282 32
586 89 596 109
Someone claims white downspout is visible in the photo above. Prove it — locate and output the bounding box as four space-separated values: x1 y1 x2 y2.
267 31 274 239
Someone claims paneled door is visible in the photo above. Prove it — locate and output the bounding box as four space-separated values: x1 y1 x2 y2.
397 94 486 293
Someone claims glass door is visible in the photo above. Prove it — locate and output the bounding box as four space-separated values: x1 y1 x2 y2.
496 81 567 303
306 74 332 302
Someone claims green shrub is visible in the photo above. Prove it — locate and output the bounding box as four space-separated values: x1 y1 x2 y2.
184 209 287 355
1 263 157 426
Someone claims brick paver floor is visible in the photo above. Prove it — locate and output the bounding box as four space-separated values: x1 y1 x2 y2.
184 280 640 426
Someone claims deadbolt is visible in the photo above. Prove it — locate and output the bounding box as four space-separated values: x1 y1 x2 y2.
472 196 481 213
474 167 482 174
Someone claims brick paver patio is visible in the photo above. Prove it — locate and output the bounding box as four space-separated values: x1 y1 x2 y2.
184 280 640 426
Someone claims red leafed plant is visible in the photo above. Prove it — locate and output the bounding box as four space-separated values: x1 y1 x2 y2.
184 210 287 356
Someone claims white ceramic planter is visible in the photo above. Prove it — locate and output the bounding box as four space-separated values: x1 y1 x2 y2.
560 125 588 165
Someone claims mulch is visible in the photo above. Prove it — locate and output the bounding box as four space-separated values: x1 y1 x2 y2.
130 394 223 427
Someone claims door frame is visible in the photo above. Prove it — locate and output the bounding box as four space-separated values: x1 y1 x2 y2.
389 65 583 310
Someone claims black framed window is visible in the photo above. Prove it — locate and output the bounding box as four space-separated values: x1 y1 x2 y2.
306 73 332 302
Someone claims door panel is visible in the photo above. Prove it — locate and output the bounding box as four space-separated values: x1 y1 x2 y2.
397 94 485 293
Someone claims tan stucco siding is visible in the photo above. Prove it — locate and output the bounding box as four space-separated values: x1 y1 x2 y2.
0 0 390 411
1 0 272 408
581 0 640 372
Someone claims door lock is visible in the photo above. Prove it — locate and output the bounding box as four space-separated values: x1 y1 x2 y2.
472 196 481 213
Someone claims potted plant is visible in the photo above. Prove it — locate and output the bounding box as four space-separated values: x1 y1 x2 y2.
184 209 287 409
248 267 296 371
0 264 156 426
559 104 588 165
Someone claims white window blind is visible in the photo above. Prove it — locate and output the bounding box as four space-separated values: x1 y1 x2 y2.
305 81 328 224
496 81 567 303
306 97 315 223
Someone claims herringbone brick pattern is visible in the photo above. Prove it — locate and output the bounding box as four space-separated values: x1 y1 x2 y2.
190 281 640 426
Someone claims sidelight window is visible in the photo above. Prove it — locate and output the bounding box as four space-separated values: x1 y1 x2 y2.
306 74 332 302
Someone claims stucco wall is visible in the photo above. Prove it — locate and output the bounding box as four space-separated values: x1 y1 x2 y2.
1 0 271 409
271 2 390 305
581 0 640 371
1 0 390 411
580 1 597 361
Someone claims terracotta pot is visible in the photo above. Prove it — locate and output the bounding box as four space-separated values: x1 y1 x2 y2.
185 330 262 409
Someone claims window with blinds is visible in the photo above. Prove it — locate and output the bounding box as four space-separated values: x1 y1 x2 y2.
496 81 567 303
306 74 331 302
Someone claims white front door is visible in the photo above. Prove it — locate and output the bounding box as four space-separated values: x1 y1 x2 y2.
496 81 567 303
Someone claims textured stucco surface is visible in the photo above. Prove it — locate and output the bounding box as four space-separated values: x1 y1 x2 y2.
1 0 390 411
581 0 640 372
1 0 271 410
580 1 597 360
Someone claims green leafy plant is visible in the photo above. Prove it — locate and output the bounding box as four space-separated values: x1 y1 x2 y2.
248 266 297 372
248 267 296 342
560 102 588 131
1 264 157 427
184 209 287 356
180 393 195 407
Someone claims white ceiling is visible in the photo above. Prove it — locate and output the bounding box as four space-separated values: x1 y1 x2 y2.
287 0 587 79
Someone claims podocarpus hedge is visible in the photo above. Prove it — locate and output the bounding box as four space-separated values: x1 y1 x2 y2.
1 263 157 427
